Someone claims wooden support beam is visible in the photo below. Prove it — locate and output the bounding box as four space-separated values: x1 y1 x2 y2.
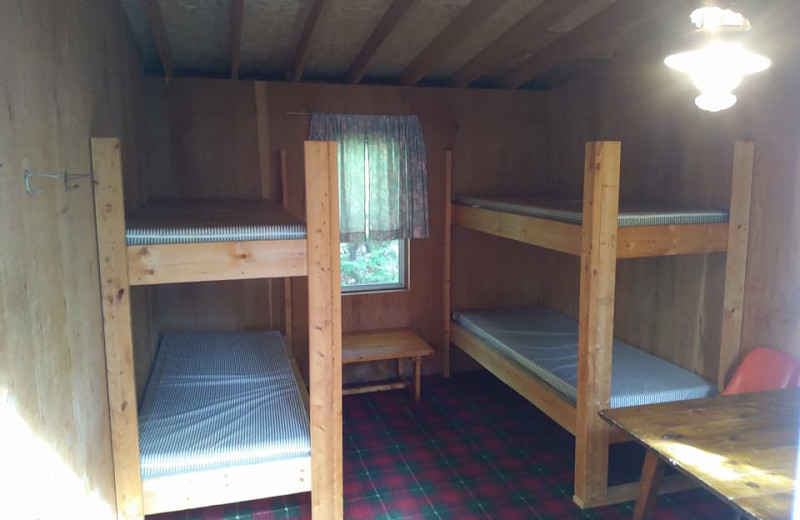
230 0 244 80
500 0 671 89
450 0 584 88
142 0 175 78
442 150 452 377
91 138 144 520
346 0 416 84
292 0 327 82
304 141 343 520
718 142 755 390
400 0 511 86
574 141 621 506
280 149 294 347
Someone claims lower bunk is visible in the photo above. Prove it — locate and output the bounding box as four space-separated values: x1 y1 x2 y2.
137 330 311 516
450 306 716 503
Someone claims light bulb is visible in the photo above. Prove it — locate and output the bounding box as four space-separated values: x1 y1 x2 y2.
695 92 737 112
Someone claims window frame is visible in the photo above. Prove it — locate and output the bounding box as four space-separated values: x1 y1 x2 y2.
340 239 408 295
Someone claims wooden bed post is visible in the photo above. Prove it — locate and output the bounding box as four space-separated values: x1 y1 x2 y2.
574 141 621 507
443 149 453 378
280 149 294 346
304 141 343 520
91 137 144 520
718 141 755 390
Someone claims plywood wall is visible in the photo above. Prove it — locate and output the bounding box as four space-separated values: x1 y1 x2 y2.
140 79 550 381
546 1 800 380
0 2 148 519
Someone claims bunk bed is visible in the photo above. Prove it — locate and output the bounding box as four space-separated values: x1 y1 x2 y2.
442 141 755 508
91 139 343 520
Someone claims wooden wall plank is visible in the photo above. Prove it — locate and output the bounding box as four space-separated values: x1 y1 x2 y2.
0 2 148 518
92 138 144 520
304 141 343 520
718 142 755 389
442 150 453 377
574 141 621 507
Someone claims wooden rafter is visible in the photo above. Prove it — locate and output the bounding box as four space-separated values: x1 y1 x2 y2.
142 0 175 78
230 0 244 80
346 0 416 84
500 0 673 89
450 0 584 88
292 0 327 82
400 0 511 86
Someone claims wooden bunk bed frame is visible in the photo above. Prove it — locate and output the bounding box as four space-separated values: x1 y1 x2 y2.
91 138 343 520
443 141 755 508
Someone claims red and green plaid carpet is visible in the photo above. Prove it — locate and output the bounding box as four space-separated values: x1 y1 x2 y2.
150 372 730 520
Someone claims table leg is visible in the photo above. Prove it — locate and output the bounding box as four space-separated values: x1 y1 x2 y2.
632 450 665 520
413 357 422 401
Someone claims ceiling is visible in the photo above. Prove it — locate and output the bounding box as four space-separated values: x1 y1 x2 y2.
120 0 696 89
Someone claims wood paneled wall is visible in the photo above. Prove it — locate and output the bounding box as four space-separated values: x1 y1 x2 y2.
0 2 148 518
546 1 800 380
139 79 550 382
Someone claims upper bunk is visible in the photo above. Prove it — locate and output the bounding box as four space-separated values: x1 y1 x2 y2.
124 198 308 285
450 141 753 260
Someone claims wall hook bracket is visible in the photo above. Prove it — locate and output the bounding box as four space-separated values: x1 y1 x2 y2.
24 170 92 195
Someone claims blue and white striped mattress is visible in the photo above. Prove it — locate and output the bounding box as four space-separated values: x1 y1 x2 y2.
453 307 716 408
453 194 729 227
126 199 306 246
138 331 310 479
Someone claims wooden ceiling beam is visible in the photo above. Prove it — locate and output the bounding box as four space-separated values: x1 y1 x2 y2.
400 0 512 86
292 0 327 82
142 0 175 77
450 0 584 88
346 0 416 84
500 0 675 89
230 0 244 80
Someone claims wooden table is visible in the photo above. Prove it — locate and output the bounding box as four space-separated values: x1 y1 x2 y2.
342 329 433 401
601 389 800 520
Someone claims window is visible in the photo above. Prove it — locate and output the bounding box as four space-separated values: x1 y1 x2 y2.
308 113 429 294
339 140 407 293
340 239 406 293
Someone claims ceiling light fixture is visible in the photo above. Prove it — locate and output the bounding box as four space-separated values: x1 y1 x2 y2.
665 3 771 112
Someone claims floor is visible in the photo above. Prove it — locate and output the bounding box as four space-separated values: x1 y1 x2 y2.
150 372 731 520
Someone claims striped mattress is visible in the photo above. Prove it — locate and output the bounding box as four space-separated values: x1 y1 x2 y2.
453 194 729 227
126 199 306 246
138 331 310 479
453 307 716 408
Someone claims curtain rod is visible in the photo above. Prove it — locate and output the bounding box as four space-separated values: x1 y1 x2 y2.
286 111 445 120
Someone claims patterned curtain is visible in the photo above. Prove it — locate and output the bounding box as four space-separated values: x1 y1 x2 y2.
308 114 429 241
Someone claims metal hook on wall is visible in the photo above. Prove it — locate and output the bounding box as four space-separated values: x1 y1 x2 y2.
24 170 92 195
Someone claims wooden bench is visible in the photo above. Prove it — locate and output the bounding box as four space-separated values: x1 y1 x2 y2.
342 329 434 401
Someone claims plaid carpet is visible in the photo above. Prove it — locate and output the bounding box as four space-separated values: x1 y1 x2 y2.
149 372 731 520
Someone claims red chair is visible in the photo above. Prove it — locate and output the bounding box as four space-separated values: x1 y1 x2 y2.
722 347 800 395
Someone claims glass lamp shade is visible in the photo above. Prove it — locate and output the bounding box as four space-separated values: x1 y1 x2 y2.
665 41 771 112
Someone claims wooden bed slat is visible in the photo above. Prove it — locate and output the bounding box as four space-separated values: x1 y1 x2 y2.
126 240 308 285
453 205 728 259
142 457 310 516
453 205 582 255
91 137 144 520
